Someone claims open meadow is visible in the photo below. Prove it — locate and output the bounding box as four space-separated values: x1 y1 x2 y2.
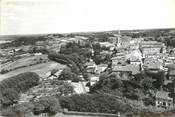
1 54 48 71
0 61 66 81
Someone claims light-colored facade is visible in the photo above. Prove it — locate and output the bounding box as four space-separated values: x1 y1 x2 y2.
155 91 173 109
139 41 165 58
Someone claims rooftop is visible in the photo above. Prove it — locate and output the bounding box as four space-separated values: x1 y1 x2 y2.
97 64 108 68
129 56 140 62
166 64 175 70
156 91 173 101
85 61 96 67
139 41 164 48
74 36 88 40
140 41 163 45
169 69 175 76
144 58 162 69
112 64 140 75
99 42 115 47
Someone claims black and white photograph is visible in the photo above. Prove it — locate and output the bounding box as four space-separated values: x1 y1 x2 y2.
0 0 175 117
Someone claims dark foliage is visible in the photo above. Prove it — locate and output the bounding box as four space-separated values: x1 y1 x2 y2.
0 72 40 107
59 94 133 114
33 96 61 115
59 68 79 82
48 52 79 74
49 46 88 80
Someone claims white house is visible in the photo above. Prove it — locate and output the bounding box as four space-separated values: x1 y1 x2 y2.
155 91 173 109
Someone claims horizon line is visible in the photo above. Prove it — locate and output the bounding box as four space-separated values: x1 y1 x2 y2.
0 27 175 36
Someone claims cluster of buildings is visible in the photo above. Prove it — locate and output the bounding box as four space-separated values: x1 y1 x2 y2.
83 33 175 110
1 31 175 111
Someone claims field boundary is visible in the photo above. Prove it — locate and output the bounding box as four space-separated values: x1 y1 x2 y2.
63 108 124 117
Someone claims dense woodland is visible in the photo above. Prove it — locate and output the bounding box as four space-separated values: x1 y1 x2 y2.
0 72 40 108
59 94 134 114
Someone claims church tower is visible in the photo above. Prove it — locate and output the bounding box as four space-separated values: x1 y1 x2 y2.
117 29 121 47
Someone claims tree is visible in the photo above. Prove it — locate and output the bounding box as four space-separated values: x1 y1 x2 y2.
1 88 19 107
147 71 165 90
143 97 155 106
140 78 154 93
57 82 74 96
51 42 89 80
90 72 123 95
34 96 61 115
93 54 101 65
92 43 101 55
48 53 79 74
59 68 79 82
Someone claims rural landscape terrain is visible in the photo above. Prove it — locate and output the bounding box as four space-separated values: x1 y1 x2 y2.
1 28 175 117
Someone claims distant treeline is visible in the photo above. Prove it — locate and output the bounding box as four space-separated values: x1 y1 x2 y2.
0 72 40 107
0 36 47 49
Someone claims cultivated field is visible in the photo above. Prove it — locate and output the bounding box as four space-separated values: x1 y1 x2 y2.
1 54 48 71
0 61 66 81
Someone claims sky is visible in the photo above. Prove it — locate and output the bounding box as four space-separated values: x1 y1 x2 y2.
0 0 175 35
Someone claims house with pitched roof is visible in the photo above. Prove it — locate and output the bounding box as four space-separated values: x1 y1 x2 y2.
112 64 140 80
85 60 97 74
99 42 115 51
129 56 141 66
166 64 175 80
89 75 99 86
155 91 173 109
96 64 108 74
143 57 163 73
139 41 165 58
165 54 175 66
111 52 126 67
168 70 175 80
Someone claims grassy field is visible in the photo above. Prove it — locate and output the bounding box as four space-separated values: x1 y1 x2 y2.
0 61 66 81
1 54 48 71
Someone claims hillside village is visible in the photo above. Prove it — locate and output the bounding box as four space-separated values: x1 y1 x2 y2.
1 29 175 117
